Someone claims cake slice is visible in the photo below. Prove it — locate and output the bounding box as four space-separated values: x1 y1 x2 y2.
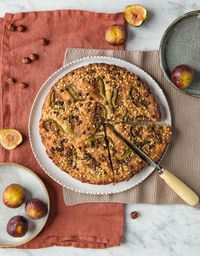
74 129 114 185
105 125 147 183
113 123 172 163
98 64 161 123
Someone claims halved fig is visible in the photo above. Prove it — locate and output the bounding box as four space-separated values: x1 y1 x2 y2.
0 129 22 150
124 5 147 27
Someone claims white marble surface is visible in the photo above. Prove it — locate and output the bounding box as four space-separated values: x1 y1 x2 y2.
1 0 200 255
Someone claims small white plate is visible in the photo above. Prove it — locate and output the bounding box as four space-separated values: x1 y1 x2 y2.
29 56 171 195
0 163 49 247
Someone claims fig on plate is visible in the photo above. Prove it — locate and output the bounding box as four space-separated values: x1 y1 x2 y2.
171 64 194 89
0 129 22 150
3 184 25 208
25 199 48 220
124 5 147 27
105 24 126 45
7 216 28 237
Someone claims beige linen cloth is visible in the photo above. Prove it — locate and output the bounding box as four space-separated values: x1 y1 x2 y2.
63 48 200 206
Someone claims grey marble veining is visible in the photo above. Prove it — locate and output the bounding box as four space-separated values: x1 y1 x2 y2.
0 0 200 51
0 0 200 255
1 204 200 256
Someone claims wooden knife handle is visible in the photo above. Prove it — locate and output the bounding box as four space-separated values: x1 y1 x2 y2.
160 170 199 206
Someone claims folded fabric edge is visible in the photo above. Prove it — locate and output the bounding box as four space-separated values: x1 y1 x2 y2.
12 235 121 249
64 47 159 53
4 10 125 22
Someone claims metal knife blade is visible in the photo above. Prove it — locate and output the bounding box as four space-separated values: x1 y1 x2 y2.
108 124 164 174
106 124 200 206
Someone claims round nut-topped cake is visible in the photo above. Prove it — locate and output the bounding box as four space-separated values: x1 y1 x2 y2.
39 63 171 185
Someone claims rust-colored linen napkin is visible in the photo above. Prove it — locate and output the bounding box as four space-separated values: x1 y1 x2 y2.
63 48 200 206
0 10 125 249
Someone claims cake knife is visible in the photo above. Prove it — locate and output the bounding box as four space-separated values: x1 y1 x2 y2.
111 127 199 207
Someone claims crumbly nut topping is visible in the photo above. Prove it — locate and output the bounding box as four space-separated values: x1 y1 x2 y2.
39 63 171 185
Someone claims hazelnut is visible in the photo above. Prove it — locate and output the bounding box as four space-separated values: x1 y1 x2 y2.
41 38 49 46
22 57 32 64
130 211 138 219
7 24 16 31
7 77 16 85
17 25 26 32
19 82 28 89
29 54 38 61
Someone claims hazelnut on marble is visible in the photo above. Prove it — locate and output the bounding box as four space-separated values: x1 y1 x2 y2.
130 211 138 219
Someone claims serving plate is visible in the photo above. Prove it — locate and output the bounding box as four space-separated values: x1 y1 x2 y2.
159 10 200 97
0 163 49 247
29 56 171 194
